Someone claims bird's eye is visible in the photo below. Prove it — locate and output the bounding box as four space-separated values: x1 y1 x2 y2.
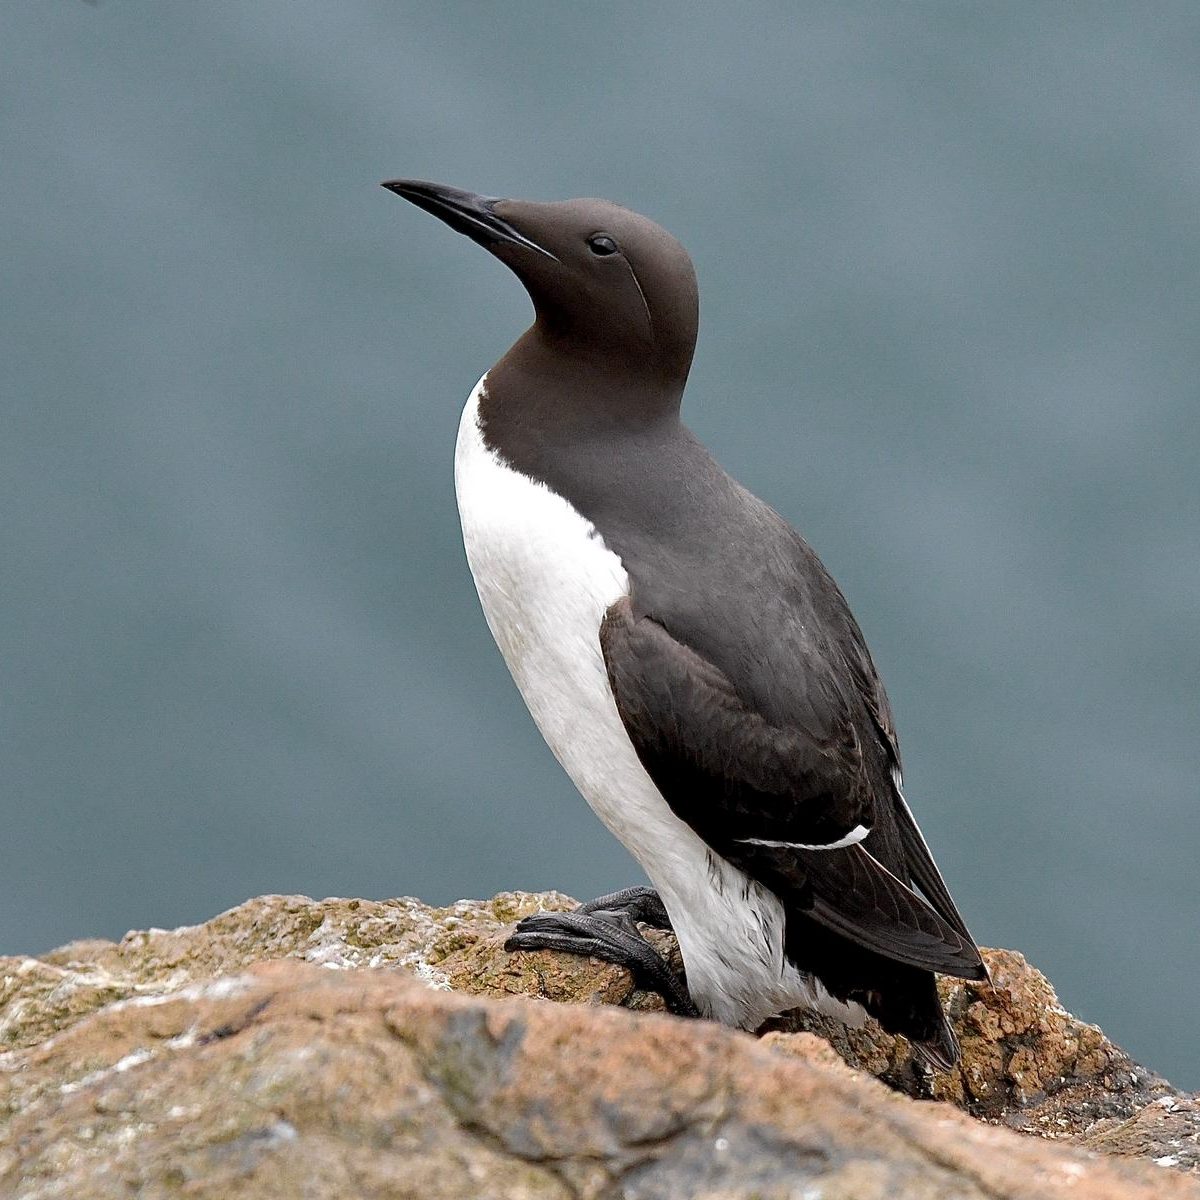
587 234 618 257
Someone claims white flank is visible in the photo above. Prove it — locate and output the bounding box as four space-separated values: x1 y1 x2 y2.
454 374 849 1029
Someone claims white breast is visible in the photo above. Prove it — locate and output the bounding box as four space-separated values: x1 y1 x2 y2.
453 375 848 1029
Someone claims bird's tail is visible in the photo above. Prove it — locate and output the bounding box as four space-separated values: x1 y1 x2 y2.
801 932 964 1070
911 1011 960 1073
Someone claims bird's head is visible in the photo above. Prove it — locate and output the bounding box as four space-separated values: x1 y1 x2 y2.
383 179 698 386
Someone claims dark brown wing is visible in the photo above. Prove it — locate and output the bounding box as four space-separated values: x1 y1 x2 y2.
751 840 982 975
600 597 985 979
600 597 871 849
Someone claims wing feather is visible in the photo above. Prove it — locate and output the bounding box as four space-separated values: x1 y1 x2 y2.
889 781 977 943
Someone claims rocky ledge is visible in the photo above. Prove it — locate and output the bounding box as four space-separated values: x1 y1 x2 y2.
1 892 1196 1198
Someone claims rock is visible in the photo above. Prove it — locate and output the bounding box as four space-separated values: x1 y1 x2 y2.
0 892 670 1058
1084 1096 1200 1174
0 892 1196 1198
2 959 1196 1200
772 946 1182 1140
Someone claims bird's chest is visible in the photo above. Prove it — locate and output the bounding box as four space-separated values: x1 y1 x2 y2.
453 380 630 740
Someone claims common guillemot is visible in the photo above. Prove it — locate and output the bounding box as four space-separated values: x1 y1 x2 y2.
382 179 986 1067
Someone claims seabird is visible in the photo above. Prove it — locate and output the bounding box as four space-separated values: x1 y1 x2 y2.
382 179 986 1067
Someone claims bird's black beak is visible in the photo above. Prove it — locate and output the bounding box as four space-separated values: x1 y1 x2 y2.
381 179 558 261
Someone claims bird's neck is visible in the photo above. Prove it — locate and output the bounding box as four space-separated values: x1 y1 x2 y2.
488 324 688 433
473 325 692 523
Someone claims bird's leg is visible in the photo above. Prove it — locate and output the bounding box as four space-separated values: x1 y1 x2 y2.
576 885 673 930
505 889 698 1018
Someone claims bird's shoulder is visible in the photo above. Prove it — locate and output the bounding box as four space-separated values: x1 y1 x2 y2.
623 459 896 758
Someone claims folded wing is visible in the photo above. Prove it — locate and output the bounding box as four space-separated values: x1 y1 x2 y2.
599 596 985 980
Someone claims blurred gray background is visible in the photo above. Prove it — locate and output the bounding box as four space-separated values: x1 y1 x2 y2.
3 3 1198 1084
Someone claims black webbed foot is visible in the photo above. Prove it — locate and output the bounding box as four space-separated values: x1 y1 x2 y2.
505 891 697 1018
